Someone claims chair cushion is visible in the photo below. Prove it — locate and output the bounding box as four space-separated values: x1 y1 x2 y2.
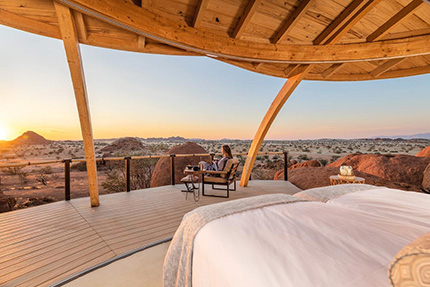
203 176 228 184
220 158 239 179
388 232 430 287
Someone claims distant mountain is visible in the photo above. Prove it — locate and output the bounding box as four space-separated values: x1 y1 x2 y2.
141 136 205 142
371 133 430 140
8 131 52 145
101 137 145 154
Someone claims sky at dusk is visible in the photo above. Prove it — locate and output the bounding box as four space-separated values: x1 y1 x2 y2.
1 25 429 141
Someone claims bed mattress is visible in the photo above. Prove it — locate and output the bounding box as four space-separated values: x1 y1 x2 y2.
192 188 430 287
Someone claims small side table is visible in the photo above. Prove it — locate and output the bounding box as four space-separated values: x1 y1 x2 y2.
181 168 201 202
330 175 365 185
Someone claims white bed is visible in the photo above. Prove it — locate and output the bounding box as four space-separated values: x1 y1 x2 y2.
191 188 430 287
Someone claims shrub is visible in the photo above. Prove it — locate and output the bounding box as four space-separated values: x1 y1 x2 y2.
71 162 87 171
5 166 25 175
102 158 158 193
18 170 29 184
297 154 309 162
39 166 53 175
330 155 340 163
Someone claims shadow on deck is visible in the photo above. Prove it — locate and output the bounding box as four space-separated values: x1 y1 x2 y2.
0 180 301 287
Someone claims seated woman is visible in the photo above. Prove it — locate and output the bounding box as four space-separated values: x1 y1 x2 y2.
201 145 233 171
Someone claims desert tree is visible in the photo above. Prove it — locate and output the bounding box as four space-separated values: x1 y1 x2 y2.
102 157 158 193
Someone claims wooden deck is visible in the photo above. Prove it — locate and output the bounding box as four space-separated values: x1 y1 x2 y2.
0 180 301 287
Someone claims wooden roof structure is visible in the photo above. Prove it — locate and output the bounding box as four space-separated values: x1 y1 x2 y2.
1 0 430 205
2 0 430 80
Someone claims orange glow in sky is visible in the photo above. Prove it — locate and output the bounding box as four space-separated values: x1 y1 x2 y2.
1 25 429 142
0 123 8 141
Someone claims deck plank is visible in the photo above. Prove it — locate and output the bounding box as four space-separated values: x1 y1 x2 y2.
0 180 300 286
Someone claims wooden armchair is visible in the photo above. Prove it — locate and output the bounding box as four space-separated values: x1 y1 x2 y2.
202 158 240 198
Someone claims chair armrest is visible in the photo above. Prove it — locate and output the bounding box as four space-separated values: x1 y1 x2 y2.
204 170 227 175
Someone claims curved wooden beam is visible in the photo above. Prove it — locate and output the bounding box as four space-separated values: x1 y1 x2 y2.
54 2 99 207
219 57 430 81
240 66 312 187
0 8 198 57
56 0 430 64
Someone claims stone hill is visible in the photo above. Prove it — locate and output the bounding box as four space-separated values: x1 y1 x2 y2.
9 131 51 145
100 137 145 154
416 146 430 157
150 142 209 187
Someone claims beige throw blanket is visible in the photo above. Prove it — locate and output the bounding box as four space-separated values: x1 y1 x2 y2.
163 194 305 287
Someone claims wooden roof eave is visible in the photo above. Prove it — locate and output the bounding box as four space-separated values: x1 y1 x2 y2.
1 0 430 81
0 7 198 57
51 0 430 64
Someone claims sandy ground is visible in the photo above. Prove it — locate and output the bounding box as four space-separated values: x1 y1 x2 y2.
1 139 428 207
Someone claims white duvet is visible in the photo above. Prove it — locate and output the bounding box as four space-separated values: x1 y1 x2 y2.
192 188 430 287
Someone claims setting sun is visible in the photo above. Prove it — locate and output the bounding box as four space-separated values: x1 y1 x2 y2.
0 124 8 140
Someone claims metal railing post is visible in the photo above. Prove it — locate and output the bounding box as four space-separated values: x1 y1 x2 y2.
283 151 288 181
63 159 71 201
170 154 176 185
125 156 131 192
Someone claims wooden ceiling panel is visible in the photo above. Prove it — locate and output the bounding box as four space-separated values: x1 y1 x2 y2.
422 55 430 66
412 3 430 26
394 55 429 70
386 14 430 35
304 0 351 43
149 0 198 24
350 0 404 41
342 62 371 75
203 0 245 35
259 0 296 19
84 16 137 41
367 0 425 42
0 0 57 25
284 14 325 43
198 10 235 35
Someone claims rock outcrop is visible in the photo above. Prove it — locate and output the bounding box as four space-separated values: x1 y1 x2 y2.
328 153 430 187
15 196 56 209
283 167 411 191
416 146 430 157
273 159 321 180
0 195 16 213
150 142 209 187
101 137 145 154
423 163 430 191
274 154 429 192
290 159 321 170
9 131 51 145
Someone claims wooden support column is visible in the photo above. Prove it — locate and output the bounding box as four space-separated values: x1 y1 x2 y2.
240 65 311 187
55 2 99 207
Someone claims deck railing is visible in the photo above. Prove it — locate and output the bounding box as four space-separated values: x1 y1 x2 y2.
0 151 289 201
